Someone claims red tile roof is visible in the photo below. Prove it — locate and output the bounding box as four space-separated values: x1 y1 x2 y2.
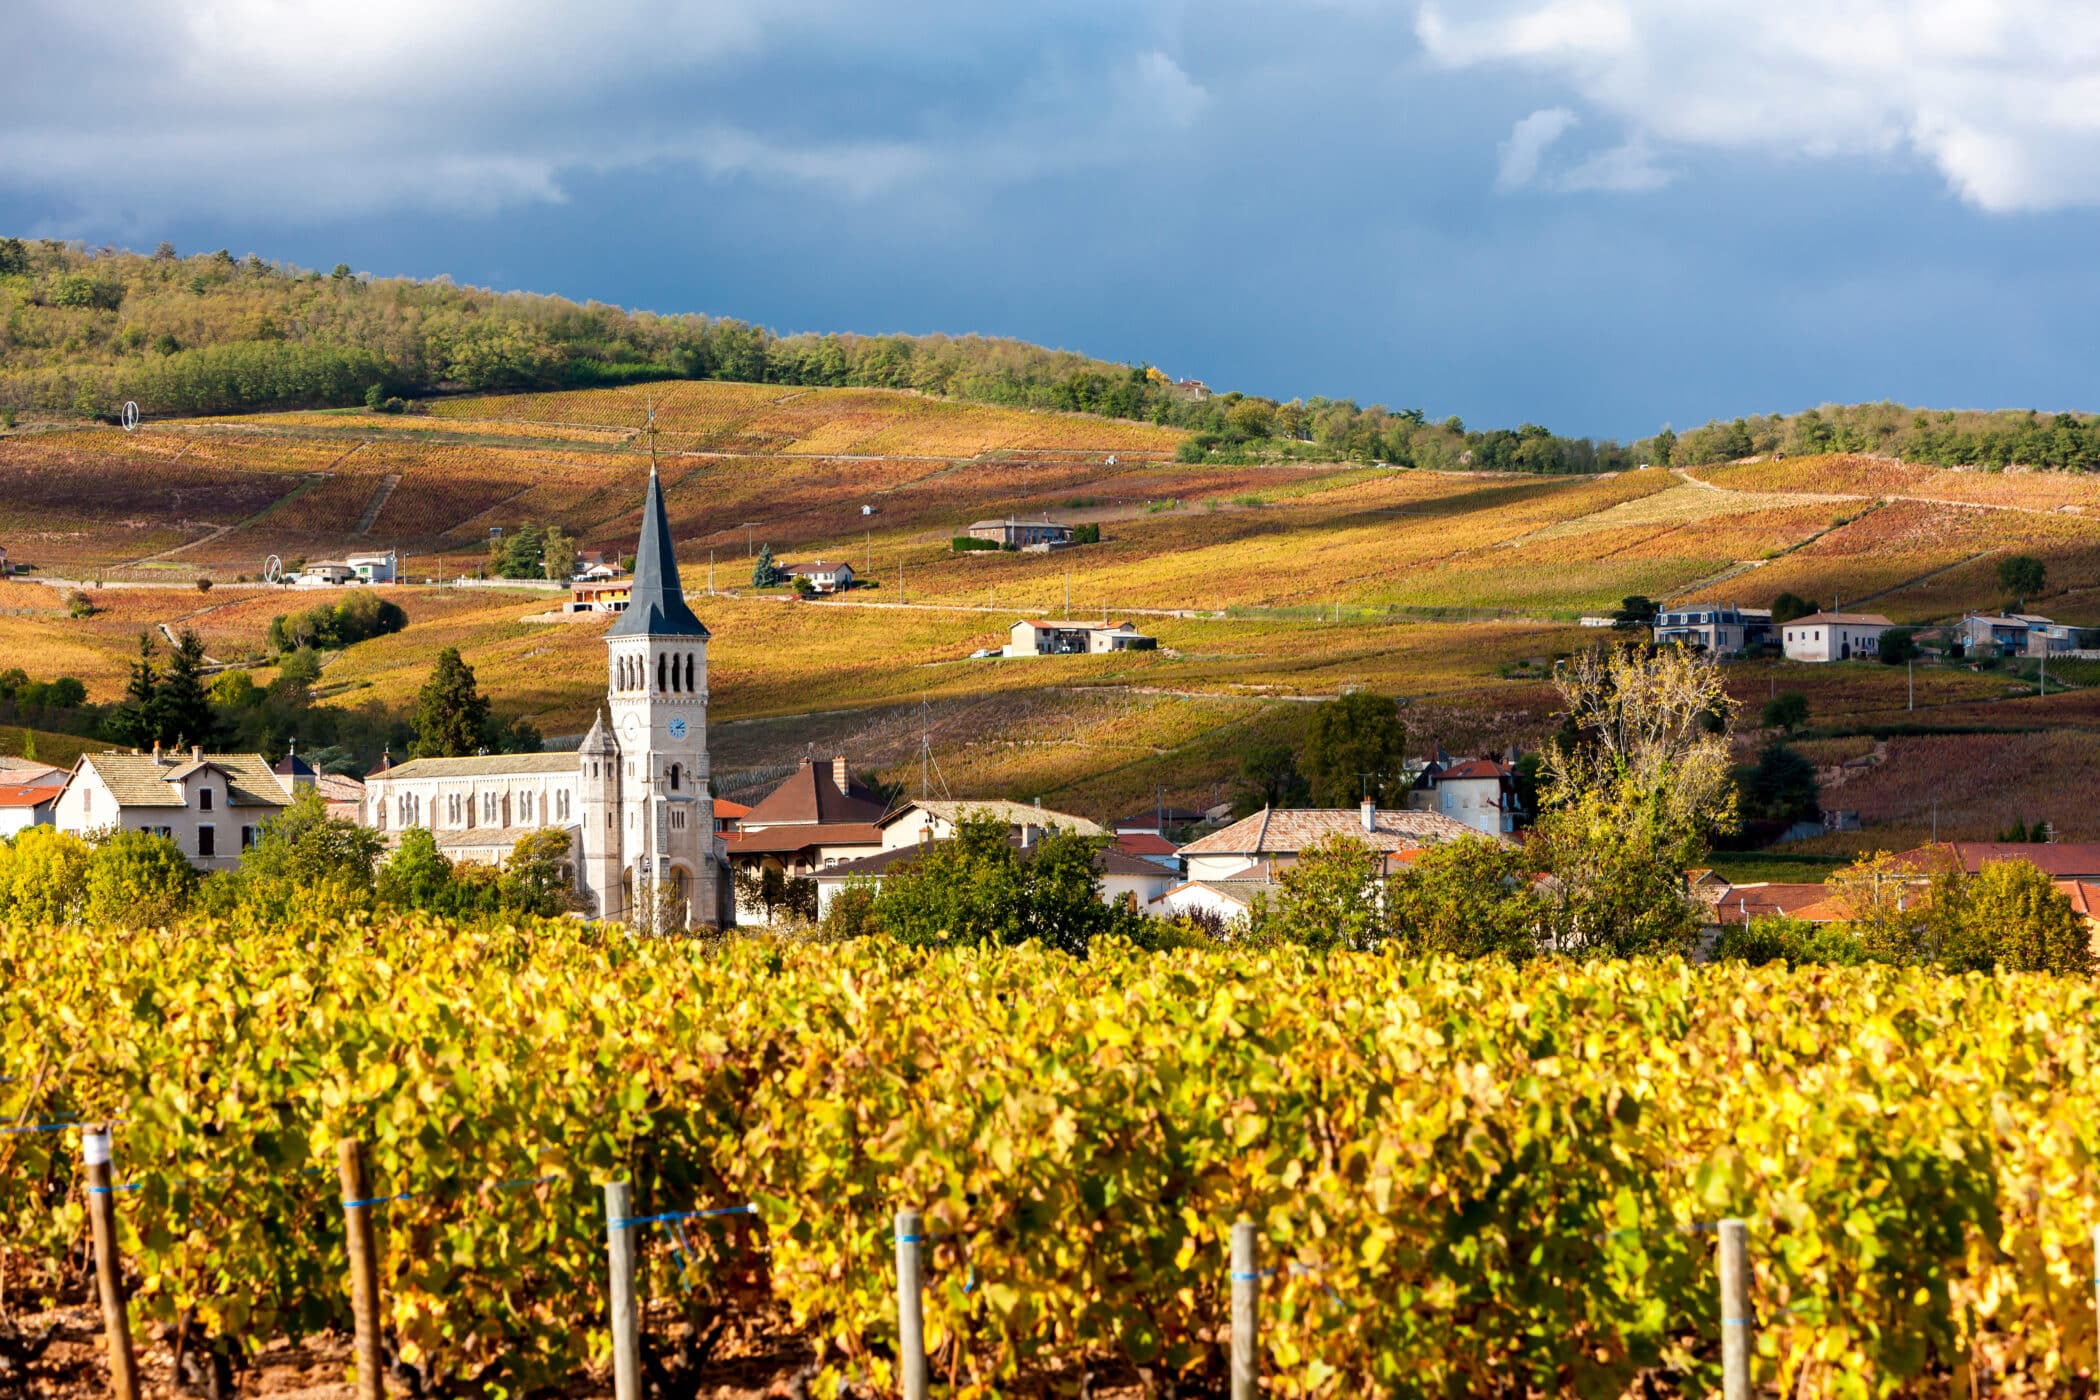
1114 832 1179 858
741 760 889 828
1891 842 2100 879
0 779 63 809
1712 883 1838 926
725 823 886 856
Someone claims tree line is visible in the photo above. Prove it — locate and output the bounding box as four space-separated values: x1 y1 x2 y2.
1 238 1629 473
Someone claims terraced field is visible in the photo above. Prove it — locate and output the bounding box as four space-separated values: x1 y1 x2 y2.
14 403 2100 832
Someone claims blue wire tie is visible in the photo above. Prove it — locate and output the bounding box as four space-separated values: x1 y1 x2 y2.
610 1203 756 1231
1721 1318 1753 1327
664 1221 698 1295
1 1119 83 1135
342 1191 416 1210
86 1183 141 1195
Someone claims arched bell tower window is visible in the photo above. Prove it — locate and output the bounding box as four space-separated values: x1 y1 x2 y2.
668 764 682 792
657 654 667 693
685 653 696 692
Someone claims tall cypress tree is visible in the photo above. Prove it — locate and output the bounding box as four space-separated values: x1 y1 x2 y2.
155 630 214 749
107 631 160 749
751 543 780 589
412 647 491 758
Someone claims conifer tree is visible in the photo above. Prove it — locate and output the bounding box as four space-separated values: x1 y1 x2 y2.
412 647 491 758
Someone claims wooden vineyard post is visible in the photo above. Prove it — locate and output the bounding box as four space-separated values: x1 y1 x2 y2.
336 1139 384 1400
1719 1217 1752 1400
605 1182 641 1400
1230 1219 1258 1400
82 1126 139 1400
895 1207 928 1400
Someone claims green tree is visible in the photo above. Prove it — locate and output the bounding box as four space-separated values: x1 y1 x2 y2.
1998 554 2046 605
1762 691 1810 734
216 788 385 919
871 812 1138 955
83 830 197 927
1878 628 1920 665
752 543 781 589
0 825 92 922
155 629 214 747
540 526 576 582
1301 692 1408 807
1932 859 2094 975
1250 834 1385 952
1741 744 1820 824
106 631 160 748
412 648 491 758
1385 836 1542 958
500 829 578 916
1532 645 1738 958
377 827 457 912
1612 595 1659 629
1769 592 1816 625
1712 915 1864 968
1232 740 1310 817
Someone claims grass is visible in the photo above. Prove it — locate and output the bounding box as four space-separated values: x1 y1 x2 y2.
1702 851 1850 885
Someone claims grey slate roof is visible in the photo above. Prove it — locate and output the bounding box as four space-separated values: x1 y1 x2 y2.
608 468 709 639
371 753 581 782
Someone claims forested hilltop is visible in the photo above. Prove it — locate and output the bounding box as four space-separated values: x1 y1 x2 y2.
4 236 2098 472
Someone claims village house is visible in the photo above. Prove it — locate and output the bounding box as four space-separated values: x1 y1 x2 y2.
1405 756 1526 836
568 578 632 614
272 745 366 822
1780 612 1892 663
294 561 357 587
361 466 730 928
52 745 292 871
1003 619 1157 657
345 550 398 584
0 761 64 837
1176 801 1484 883
574 550 625 580
968 517 1076 549
724 757 891 918
1953 613 2079 658
1652 604 1773 655
875 798 1101 851
795 560 855 594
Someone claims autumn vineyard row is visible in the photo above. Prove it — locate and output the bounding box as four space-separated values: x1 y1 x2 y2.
3 916 2099 1396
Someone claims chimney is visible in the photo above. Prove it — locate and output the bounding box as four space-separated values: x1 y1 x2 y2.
152 739 162 763
1361 797 1376 832
191 744 202 763
832 756 849 791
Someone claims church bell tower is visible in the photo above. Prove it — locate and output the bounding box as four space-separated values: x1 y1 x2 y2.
601 437 717 929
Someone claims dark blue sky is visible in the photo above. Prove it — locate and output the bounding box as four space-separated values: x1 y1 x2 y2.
8 1 2100 441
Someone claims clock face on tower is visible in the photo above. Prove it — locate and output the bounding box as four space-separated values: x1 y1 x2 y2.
668 717 688 740
622 713 642 740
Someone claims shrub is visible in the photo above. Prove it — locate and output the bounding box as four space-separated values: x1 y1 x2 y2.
1712 915 1864 968
65 590 95 619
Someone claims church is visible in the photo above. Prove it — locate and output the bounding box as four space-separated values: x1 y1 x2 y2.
360 466 728 928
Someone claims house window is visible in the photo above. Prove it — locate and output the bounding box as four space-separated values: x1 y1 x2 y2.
83 789 92 817
198 787 214 812
198 826 216 858
483 792 499 824
241 825 256 849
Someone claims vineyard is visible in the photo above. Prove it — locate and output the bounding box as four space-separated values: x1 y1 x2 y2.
5 918 2100 1397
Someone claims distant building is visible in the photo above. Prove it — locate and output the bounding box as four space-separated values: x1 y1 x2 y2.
968 518 1076 549
569 578 632 614
1176 801 1485 883
1004 620 1157 657
1780 612 1892 663
294 561 357 587
346 550 397 584
1954 612 2078 658
1653 604 1773 655
53 745 292 871
575 550 625 580
876 799 1103 851
796 560 855 594
810 825 1172 919
1406 757 1526 836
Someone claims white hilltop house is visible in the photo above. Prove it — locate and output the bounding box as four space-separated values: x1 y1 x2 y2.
359 468 730 927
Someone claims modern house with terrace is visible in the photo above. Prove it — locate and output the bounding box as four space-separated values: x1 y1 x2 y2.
1652 604 1773 655
1003 620 1156 657
1954 613 2079 658
968 517 1076 549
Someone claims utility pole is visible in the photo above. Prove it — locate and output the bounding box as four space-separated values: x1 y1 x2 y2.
866 530 872 575
900 556 905 606
1065 569 1071 619
1907 655 1913 712
708 549 715 596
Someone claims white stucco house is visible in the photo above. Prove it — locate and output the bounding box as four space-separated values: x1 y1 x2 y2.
53 746 293 871
1780 612 1892 663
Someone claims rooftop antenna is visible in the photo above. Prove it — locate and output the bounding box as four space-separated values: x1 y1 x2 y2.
645 397 659 475
917 697 951 803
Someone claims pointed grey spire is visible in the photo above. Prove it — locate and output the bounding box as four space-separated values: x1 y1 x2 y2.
609 466 708 639
580 707 616 754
